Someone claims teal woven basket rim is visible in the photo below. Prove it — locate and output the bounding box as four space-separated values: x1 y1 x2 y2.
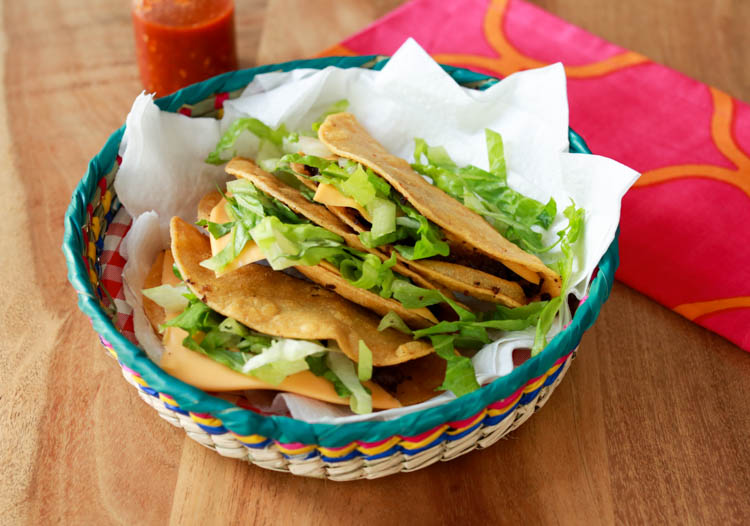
63 55 616 447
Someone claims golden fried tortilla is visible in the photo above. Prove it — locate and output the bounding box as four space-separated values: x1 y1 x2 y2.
318 112 561 298
197 190 223 223
295 260 437 329
170 216 432 366
224 157 446 322
410 260 525 307
143 251 401 409
142 250 166 331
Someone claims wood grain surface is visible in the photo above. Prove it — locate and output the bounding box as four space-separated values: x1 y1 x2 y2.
1 0 749 524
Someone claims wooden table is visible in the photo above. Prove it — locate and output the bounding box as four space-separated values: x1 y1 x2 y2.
2 0 749 524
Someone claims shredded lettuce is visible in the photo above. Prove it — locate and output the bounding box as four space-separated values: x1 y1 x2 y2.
412 130 557 254
161 295 340 386
276 152 448 259
390 281 474 321
377 310 413 334
250 216 346 270
531 202 585 355
195 219 234 239
305 350 373 413
311 99 350 132
142 283 190 313
430 334 480 397
375 297 549 396
240 339 328 384
392 203 450 260
202 176 458 316
357 341 373 382
161 294 282 381
305 353 352 397
326 350 372 414
340 164 377 206
206 118 292 165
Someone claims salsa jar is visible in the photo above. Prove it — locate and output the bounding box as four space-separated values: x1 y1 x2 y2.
132 0 238 97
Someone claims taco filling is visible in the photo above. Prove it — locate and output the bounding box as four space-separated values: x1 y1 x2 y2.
142 217 443 414
244 112 565 309
140 106 585 413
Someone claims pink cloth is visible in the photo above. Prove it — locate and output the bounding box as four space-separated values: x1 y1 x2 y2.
320 0 750 351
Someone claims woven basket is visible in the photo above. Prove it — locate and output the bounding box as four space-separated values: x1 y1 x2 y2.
63 55 618 480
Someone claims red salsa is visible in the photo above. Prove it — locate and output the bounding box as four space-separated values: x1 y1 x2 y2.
132 0 238 97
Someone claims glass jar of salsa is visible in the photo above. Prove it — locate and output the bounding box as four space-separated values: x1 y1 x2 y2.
132 0 238 97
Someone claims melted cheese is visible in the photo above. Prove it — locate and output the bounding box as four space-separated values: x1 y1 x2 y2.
313 183 371 221
159 326 400 409
208 198 265 277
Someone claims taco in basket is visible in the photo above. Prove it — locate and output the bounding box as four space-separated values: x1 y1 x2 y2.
196 162 475 331
213 112 562 312
141 216 444 413
315 113 561 304
174 108 585 409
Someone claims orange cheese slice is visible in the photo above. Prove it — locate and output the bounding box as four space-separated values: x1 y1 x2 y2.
313 183 371 221
159 326 400 409
207 197 265 276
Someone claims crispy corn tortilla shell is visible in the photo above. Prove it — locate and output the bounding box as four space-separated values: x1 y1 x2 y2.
227 157 359 242
142 250 166 331
295 260 437 329
410 260 525 307
373 353 446 406
197 190 223 222
141 255 401 409
144 249 438 409
289 174 447 294
170 216 432 366
318 112 562 298
224 157 451 304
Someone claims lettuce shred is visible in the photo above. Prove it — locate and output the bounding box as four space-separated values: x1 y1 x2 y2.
411 130 558 254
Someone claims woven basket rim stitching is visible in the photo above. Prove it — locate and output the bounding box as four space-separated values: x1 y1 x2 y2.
62 55 617 447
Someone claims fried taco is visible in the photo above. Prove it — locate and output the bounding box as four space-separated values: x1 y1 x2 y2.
142 108 584 413
142 216 443 414
196 162 473 331
214 112 562 312
318 113 561 302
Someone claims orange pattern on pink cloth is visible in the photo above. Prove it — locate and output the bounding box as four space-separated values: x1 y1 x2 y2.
318 0 648 78
433 0 646 78
674 296 750 321
634 88 750 198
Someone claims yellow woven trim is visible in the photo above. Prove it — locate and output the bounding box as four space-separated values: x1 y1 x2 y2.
128 373 149 388
158 393 176 405
232 433 269 446
102 190 113 214
523 361 563 393
486 391 522 417
91 216 101 240
445 410 486 436
400 425 450 450
318 442 359 458
355 436 402 456
190 413 223 427
276 443 317 456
